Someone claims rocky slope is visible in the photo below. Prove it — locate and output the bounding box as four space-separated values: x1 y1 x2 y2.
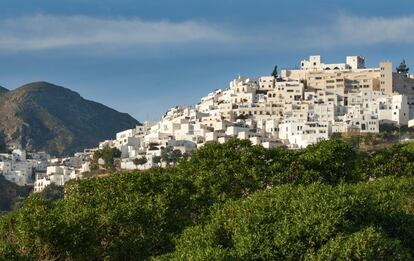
0 82 139 156
0 86 8 95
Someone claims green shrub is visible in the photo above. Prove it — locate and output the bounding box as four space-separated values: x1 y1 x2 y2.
1 139 414 259
165 177 414 260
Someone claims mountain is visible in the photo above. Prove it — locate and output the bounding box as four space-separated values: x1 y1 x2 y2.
0 86 8 96
0 82 139 156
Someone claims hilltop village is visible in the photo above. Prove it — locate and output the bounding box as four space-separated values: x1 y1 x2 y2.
2 55 414 191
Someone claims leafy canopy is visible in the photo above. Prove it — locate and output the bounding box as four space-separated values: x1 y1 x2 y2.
1 139 414 259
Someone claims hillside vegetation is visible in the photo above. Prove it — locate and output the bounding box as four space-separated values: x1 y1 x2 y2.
1 139 414 260
0 176 31 215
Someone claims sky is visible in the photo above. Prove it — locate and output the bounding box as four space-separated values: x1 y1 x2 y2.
1 0 414 121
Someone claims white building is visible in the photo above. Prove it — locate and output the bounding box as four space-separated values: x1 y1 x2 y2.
33 166 78 192
0 149 46 186
87 54 414 170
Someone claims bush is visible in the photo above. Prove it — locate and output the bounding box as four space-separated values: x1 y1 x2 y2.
312 226 412 260
2 139 414 259
91 147 121 171
165 177 414 260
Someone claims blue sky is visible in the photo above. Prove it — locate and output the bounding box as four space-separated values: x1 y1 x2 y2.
1 0 414 120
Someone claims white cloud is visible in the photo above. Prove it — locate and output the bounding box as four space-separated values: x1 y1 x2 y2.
1 14 414 53
0 14 235 51
302 14 414 48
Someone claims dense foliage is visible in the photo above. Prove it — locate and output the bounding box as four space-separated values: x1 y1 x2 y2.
38 183 64 203
0 176 31 214
91 147 122 171
164 178 414 260
1 139 414 260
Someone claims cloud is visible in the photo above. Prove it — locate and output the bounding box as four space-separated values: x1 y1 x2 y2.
1 14 414 53
0 14 235 51
302 14 414 48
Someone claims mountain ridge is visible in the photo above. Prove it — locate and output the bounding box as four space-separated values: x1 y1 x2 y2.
0 81 139 156
0 86 8 95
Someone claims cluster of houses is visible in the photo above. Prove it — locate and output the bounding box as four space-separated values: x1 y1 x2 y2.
2 55 414 191
104 55 414 168
0 147 91 192
0 149 46 186
33 152 91 192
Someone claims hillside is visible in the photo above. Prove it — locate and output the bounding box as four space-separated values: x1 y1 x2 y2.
0 82 139 156
0 86 8 96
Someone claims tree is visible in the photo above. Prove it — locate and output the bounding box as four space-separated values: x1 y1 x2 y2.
91 147 122 171
166 178 414 260
362 133 375 146
161 148 171 165
133 157 148 167
182 152 190 160
11 196 25 211
111 148 121 158
2 140 414 260
152 156 162 164
0 176 31 213
396 60 410 75
330 132 342 140
271 65 278 79
313 227 412 260
380 123 399 133
268 139 360 185
170 149 183 163
39 183 64 202
363 142 414 179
